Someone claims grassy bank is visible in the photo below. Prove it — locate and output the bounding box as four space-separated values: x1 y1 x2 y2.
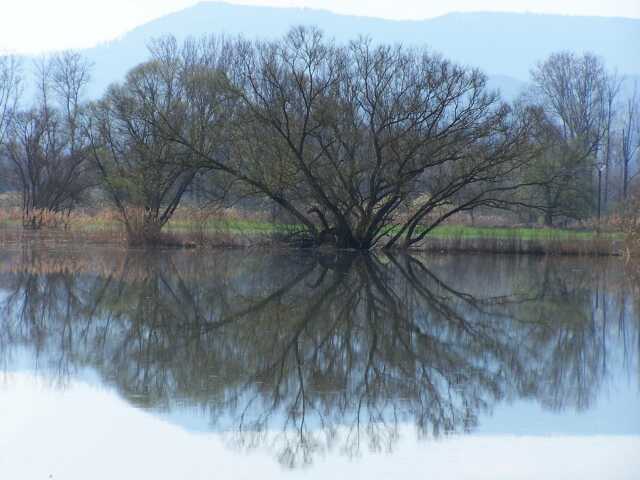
0 207 625 255
416 225 622 256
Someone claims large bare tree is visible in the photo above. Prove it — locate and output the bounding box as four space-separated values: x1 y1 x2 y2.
157 28 535 249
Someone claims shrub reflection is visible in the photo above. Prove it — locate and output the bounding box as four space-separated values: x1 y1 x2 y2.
0 249 638 466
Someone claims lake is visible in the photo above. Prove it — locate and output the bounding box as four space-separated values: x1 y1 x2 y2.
0 247 638 479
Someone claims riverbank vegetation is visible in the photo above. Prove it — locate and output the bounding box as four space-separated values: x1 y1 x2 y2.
0 203 624 255
0 29 638 253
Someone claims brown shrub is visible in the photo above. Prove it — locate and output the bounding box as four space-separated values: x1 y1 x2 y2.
622 190 640 260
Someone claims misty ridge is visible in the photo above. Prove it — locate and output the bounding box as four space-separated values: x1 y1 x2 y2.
36 2 640 99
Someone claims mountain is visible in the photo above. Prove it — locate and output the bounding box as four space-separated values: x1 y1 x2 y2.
30 2 640 99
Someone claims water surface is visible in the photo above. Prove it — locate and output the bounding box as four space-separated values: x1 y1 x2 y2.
0 248 638 479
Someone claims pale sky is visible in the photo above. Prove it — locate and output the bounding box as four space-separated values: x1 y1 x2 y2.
2 0 640 54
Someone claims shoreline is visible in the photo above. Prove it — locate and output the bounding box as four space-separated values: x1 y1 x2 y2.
0 225 625 257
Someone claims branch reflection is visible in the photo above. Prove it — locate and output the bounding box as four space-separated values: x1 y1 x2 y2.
0 249 638 466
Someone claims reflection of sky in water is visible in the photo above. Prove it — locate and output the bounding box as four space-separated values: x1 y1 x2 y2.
0 250 639 478
478 375 640 436
3 337 639 437
479 302 640 436
1 373 639 480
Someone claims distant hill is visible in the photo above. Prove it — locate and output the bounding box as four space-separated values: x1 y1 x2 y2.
26 2 640 99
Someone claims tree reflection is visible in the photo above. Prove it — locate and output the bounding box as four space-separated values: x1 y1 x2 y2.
0 249 638 466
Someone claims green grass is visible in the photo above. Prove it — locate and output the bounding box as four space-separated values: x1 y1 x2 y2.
165 218 298 234
165 220 622 242
0 212 623 243
426 225 621 241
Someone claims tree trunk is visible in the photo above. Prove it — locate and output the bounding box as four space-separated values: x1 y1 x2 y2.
126 213 164 246
334 229 362 250
623 158 629 200
142 216 163 245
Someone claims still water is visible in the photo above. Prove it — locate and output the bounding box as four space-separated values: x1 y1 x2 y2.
0 247 638 479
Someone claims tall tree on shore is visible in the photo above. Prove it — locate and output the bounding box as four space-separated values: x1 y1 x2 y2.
0 55 22 192
0 56 21 147
157 28 536 249
601 76 621 213
87 36 235 245
3 52 93 227
526 52 610 225
620 83 640 202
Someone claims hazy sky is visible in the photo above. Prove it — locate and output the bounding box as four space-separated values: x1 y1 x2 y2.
2 0 640 54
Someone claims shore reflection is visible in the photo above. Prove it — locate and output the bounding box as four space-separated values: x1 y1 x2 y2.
1 248 638 466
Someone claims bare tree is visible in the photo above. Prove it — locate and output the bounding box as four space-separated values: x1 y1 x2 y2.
87 36 235 244
0 55 22 192
531 52 608 152
0 55 21 147
3 52 93 227
601 75 621 212
522 107 594 226
527 52 609 225
159 28 535 249
621 82 640 201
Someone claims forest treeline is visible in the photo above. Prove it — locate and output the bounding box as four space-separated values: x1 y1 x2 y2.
0 27 639 249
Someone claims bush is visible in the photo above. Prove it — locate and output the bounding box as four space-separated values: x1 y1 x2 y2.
622 190 640 259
